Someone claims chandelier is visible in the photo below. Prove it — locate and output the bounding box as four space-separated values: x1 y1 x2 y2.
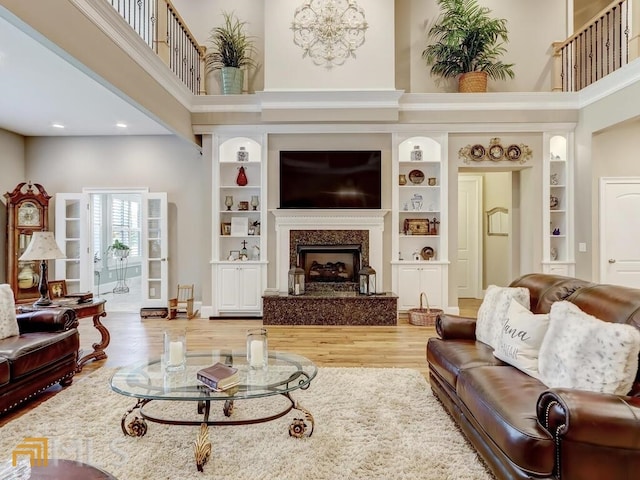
291 0 369 68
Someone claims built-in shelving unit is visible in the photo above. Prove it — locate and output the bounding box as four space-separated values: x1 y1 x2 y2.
391 134 448 311
211 135 267 316
542 132 574 276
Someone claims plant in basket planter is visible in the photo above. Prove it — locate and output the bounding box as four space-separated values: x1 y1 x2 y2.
204 11 257 95
107 239 130 258
422 0 515 92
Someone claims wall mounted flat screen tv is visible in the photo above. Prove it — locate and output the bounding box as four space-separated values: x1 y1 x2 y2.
279 150 382 209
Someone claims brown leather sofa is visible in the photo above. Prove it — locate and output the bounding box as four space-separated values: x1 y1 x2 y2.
427 273 640 480
0 308 79 415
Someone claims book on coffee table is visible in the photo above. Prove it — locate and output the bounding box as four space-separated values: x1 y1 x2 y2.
196 362 240 391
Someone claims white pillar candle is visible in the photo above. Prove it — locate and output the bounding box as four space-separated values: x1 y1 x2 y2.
294 283 300 295
250 340 264 366
169 341 183 365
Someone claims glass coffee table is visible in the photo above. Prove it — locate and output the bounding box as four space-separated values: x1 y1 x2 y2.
110 351 317 468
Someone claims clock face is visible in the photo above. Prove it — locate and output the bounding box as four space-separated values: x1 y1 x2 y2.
17 201 41 227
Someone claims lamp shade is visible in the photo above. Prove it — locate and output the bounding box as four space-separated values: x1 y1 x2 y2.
19 231 66 261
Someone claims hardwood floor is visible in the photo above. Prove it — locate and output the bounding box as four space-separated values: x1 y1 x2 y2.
1 299 480 427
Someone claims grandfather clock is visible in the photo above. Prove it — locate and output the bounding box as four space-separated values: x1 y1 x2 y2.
4 182 51 303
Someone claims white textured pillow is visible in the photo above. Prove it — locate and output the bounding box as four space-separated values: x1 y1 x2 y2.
493 299 550 379
476 285 530 349
0 284 20 340
539 301 640 395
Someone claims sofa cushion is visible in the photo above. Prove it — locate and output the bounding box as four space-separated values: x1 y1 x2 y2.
427 337 505 390
476 285 530 348
493 299 550 380
0 357 9 387
0 284 19 340
539 301 640 395
0 330 78 379
457 366 555 476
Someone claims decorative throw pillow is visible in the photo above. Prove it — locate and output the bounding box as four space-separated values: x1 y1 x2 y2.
539 301 640 395
476 284 530 349
0 284 20 340
493 299 550 379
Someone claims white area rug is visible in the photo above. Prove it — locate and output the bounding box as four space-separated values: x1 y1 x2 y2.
0 367 493 480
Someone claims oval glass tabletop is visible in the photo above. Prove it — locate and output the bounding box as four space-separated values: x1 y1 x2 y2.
110 351 317 402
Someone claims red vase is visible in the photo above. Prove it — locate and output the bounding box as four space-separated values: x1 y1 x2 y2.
236 166 248 186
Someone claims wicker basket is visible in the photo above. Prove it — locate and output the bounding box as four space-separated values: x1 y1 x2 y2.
458 71 488 93
408 292 443 326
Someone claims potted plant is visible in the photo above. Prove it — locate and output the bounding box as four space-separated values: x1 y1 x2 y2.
107 239 130 258
422 0 515 92
204 11 257 95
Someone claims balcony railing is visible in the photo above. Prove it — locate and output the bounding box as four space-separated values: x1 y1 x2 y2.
553 0 632 92
108 0 204 94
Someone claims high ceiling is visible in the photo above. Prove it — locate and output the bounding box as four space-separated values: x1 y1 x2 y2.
0 10 170 137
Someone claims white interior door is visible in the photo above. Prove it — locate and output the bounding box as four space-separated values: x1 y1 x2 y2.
600 178 640 287
457 175 483 298
141 192 168 307
55 193 91 293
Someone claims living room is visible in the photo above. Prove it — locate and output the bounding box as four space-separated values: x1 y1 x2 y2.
2 0 640 478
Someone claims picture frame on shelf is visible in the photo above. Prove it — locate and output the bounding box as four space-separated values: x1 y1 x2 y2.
48 280 67 299
228 250 240 261
231 217 248 236
221 222 231 235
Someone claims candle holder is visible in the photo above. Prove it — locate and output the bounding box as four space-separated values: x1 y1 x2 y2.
224 196 234 211
246 328 268 370
164 330 186 372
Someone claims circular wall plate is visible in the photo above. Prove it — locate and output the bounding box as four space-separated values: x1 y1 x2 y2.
470 145 485 161
488 144 504 161
507 144 522 161
421 246 435 260
408 169 425 184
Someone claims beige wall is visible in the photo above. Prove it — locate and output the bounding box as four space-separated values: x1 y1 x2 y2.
175 0 566 93
22 135 210 303
0 128 26 283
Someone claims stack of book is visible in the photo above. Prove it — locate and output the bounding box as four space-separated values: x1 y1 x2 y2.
196 362 240 391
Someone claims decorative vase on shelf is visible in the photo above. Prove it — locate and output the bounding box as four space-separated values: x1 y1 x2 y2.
224 196 234 211
411 145 423 161
237 146 249 162
236 166 248 186
399 174 407 185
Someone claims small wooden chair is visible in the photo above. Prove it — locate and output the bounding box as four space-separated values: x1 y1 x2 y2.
168 284 197 319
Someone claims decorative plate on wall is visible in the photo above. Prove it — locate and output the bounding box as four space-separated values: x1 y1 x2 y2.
470 145 485 161
408 169 425 184
421 246 435 260
488 144 504 161
507 144 522 161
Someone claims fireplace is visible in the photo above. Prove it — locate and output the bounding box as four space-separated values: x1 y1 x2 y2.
272 209 388 294
297 244 361 286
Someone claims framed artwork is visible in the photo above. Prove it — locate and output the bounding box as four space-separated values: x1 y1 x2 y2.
228 250 240 261
48 280 67 299
221 222 231 235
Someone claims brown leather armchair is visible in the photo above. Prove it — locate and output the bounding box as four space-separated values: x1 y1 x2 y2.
0 308 79 415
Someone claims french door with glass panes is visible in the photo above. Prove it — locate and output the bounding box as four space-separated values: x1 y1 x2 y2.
54 190 168 307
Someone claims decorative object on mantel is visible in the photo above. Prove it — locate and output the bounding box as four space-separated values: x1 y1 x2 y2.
291 0 369 68
459 137 532 164
422 0 515 93
358 264 376 295
288 265 305 295
236 166 248 186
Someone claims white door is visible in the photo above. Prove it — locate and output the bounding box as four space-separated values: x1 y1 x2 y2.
55 193 91 293
141 192 169 307
600 178 640 287
457 175 483 298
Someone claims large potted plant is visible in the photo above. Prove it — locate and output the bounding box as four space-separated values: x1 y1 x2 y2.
422 0 515 92
204 11 256 95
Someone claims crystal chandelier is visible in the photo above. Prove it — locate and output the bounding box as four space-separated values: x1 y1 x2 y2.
291 0 369 68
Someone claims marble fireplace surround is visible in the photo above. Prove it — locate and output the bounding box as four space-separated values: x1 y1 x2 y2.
271 210 388 293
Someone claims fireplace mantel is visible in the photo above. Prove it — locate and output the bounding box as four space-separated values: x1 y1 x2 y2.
271 209 390 293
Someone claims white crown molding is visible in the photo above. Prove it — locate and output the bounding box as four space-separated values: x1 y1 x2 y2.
257 90 404 110
70 0 193 109
400 92 580 112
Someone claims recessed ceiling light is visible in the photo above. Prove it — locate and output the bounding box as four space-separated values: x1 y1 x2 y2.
51 123 65 129
116 122 127 128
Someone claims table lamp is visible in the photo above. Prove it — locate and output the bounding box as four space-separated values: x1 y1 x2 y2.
18 231 66 306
